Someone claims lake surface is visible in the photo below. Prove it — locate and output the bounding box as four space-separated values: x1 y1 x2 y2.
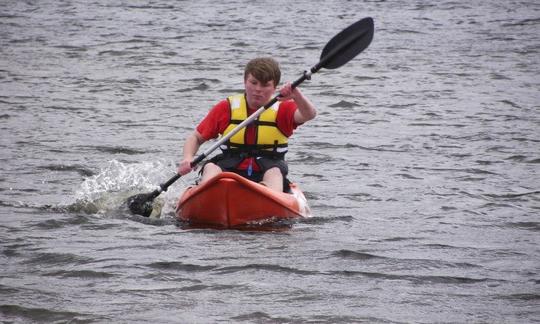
1 0 539 323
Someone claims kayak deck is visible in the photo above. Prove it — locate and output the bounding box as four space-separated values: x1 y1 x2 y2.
176 172 310 228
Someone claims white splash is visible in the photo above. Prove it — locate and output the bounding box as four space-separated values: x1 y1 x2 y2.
71 159 192 217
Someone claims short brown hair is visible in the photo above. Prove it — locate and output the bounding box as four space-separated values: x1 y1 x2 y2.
244 57 281 86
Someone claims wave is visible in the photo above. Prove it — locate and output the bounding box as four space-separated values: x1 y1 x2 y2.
231 312 386 324
146 261 216 272
84 145 150 155
43 269 116 279
332 249 383 260
332 249 482 269
215 264 316 276
299 215 354 225
38 164 95 177
496 293 540 301
328 100 359 108
31 214 92 230
0 305 95 323
328 270 493 285
503 222 540 231
22 252 94 266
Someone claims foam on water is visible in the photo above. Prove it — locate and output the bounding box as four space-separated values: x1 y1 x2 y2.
69 159 189 217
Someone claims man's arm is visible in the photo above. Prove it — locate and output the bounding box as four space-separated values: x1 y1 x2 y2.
279 82 317 124
177 130 206 175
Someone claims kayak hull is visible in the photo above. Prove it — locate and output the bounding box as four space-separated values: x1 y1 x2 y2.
176 172 310 228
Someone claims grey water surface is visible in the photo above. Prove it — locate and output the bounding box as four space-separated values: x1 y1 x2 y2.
1 0 539 323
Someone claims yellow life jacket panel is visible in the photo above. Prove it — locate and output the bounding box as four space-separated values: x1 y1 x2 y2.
220 94 288 156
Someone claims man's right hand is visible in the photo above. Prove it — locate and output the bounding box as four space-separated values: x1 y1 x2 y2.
177 159 194 175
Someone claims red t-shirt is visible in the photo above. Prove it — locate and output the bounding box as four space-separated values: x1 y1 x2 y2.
196 97 298 171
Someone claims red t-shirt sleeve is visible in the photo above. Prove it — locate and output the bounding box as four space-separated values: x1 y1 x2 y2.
196 99 230 140
276 100 298 137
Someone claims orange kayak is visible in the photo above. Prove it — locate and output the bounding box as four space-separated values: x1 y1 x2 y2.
176 172 310 228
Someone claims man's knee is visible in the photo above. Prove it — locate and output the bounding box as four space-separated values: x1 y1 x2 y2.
264 167 284 179
261 167 284 192
201 162 222 182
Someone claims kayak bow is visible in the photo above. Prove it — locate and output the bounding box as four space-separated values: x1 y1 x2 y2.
176 172 310 228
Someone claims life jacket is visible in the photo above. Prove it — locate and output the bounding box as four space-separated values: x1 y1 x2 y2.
220 93 288 157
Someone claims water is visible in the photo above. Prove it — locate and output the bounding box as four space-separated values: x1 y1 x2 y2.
1 0 539 323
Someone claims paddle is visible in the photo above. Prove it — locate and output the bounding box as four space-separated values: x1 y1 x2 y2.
127 17 374 217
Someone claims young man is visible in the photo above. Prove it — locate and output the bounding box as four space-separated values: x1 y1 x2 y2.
177 57 316 192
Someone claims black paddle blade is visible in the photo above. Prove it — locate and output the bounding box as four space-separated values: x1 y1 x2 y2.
319 17 374 70
127 193 155 217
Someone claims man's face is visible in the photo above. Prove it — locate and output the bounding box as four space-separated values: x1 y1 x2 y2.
244 73 276 109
